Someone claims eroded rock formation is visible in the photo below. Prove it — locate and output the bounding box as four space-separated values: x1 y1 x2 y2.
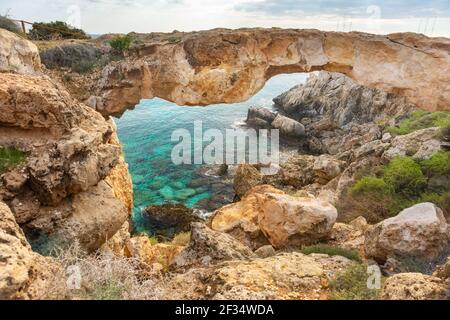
85 29 450 115
0 29 133 254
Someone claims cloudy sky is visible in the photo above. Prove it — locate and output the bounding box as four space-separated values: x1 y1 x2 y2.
1 0 449 36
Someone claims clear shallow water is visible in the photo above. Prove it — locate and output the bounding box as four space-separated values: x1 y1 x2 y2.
115 73 307 235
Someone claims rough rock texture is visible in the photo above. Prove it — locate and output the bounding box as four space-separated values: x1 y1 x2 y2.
87 29 450 115
382 127 443 161
0 202 60 299
233 164 263 199
271 114 305 138
381 273 449 300
174 222 254 269
365 203 450 263
124 235 184 268
210 185 337 249
272 71 415 154
0 31 132 254
161 252 352 300
210 185 283 249
143 204 201 239
256 193 338 248
0 29 41 74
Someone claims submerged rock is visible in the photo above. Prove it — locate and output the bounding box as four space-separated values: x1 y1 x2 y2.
143 204 201 239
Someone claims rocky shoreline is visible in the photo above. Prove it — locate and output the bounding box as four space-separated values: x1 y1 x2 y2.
1 28 449 300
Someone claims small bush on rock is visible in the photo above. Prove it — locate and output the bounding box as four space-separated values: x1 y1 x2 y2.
108 35 132 53
388 110 450 135
29 21 89 40
171 232 191 246
339 153 450 223
383 157 426 196
329 263 382 300
0 147 26 174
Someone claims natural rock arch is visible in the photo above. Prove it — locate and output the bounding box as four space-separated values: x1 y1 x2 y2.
88 28 450 116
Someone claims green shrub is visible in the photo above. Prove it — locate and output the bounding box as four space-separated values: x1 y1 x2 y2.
29 21 89 40
383 157 426 196
329 263 381 300
0 147 27 174
340 153 449 223
421 151 450 176
0 15 22 34
148 235 159 245
388 110 450 135
351 177 391 197
300 244 361 262
108 35 132 53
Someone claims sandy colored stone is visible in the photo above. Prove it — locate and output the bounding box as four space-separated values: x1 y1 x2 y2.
0 29 41 74
381 273 449 300
88 29 450 115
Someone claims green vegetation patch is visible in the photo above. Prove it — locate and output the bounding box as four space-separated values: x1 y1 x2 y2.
0 147 27 174
108 35 132 53
388 110 450 135
300 244 361 262
341 152 450 223
0 15 22 35
29 21 89 40
329 263 382 300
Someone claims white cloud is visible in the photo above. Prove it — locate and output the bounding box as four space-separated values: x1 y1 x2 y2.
1 0 449 36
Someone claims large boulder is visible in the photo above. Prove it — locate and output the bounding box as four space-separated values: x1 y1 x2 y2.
0 29 41 74
256 193 338 248
246 107 277 128
381 273 449 300
365 203 450 263
174 222 254 269
271 114 305 138
210 185 337 249
279 155 316 188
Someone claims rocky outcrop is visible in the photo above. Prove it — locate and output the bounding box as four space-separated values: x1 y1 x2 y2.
125 235 184 269
381 273 449 300
86 29 450 115
233 164 263 199
271 71 416 154
173 222 254 269
210 185 337 249
0 201 60 299
0 29 41 74
161 252 352 300
0 31 132 254
382 127 444 161
365 203 450 263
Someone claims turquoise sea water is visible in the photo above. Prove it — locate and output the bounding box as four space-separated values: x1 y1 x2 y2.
115 73 307 234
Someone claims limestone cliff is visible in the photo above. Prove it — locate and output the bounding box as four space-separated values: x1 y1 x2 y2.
0 29 133 253
83 29 450 115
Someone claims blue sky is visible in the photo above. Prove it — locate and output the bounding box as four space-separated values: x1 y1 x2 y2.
1 0 449 36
